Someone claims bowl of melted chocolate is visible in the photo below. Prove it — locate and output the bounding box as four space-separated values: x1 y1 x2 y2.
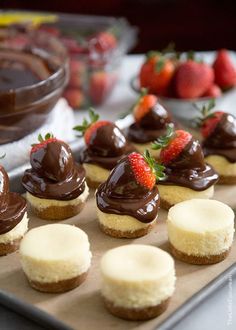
0 27 69 144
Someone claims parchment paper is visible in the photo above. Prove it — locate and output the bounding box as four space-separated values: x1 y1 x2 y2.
0 185 235 330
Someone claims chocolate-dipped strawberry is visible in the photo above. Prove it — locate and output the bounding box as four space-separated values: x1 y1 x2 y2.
96 150 165 238
127 91 175 158
22 133 89 220
195 100 236 184
0 162 28 256
73 109 135 188
152 124 218 209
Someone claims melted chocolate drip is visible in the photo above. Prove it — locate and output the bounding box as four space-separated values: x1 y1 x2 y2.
80 124 135 170
0 166 26 235
127 103 173 143
22 141 86 200
203 113 236 163
159 138 219 191
96 156 160 223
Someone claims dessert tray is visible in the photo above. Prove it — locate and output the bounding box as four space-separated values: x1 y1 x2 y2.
0 132 235 330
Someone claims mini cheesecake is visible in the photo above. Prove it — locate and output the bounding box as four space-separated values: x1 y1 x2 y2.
201 110 236 184
74 109 135 188
167 199 235 264
101 245 176 320
20 224 92 293
96 152 164 238
127 93 175 158
22 134 89 221
152 125 219 210
0 165 28 256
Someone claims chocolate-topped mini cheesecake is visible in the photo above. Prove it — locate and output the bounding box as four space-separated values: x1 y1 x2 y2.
96 151 165 238
0 163 28 255
197 101 236 184
152 125 218 210
74 109 135 188
22 133 89 220
127 93 174 158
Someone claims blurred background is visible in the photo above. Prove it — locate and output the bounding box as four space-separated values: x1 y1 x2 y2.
1 0 236 53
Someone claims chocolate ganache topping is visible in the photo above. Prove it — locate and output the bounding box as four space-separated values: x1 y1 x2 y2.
96 156 160 223
128 102 173 144
159 138 219 191
80 123 135 170
22 140 86 200
203 113 236 163
0 165 26 235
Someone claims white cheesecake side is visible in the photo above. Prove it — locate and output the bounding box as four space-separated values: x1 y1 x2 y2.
83 163 110 184
0 214 29 244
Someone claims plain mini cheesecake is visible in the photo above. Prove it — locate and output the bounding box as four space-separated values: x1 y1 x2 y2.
127 92 175 158
196 101 236 184
152 124 219 210
167 199 235 265
96 151 165 238
100 244 176 320
20 224 92 293
22 133 89 220
0 164 28 256
74 109 135 188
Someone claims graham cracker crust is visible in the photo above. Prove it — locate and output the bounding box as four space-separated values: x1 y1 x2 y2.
217 175 236 185
28 271 88 293
0 237 22 256
169 242 230 265
99 221 155 238
29 201 85 221
103 297 170 321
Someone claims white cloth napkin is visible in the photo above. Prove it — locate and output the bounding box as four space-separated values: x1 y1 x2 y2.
1 98 75 171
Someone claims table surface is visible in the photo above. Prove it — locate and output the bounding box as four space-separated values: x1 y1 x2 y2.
74 54 236 330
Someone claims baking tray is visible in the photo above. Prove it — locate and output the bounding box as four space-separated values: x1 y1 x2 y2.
1 135 235 330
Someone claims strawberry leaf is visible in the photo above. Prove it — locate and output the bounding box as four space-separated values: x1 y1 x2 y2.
193 99 216 127
155 58 165 73
143 150 166 181
151 124 175 150
73 108 99 136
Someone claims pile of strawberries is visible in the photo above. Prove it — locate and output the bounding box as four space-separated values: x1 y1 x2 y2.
139 49 236 99
39 26 118 109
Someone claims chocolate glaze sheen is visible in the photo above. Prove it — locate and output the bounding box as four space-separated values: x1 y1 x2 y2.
0 166 27 235
96 156 160 223
128 103 172 143
80 123 135 170
203 113 236 162
22 141 86 200
159 138 219 191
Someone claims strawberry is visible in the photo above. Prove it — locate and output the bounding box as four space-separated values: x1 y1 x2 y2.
133 92 158 122
68 59 85 88
73 108 110 145
64 88 85 109
152 124 192 165
30 133 73 181
139 52 175 95
213 49 236 89
89 31 117 53
203 84 222 98
175 60 214 98
194 100 224 138
89 71 117 105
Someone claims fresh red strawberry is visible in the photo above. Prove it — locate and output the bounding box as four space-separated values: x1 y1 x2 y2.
89 31 117 53
128 151 165 190
68 59 85 88
203 84 222 97
89 71 117 105
213 49 236 89
175 60 214 98
73 108 111 145
139 52 175 95
133 93 158 122
152 125 192 165
31 133 57 154
201 111 224 138
64 88 85 109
